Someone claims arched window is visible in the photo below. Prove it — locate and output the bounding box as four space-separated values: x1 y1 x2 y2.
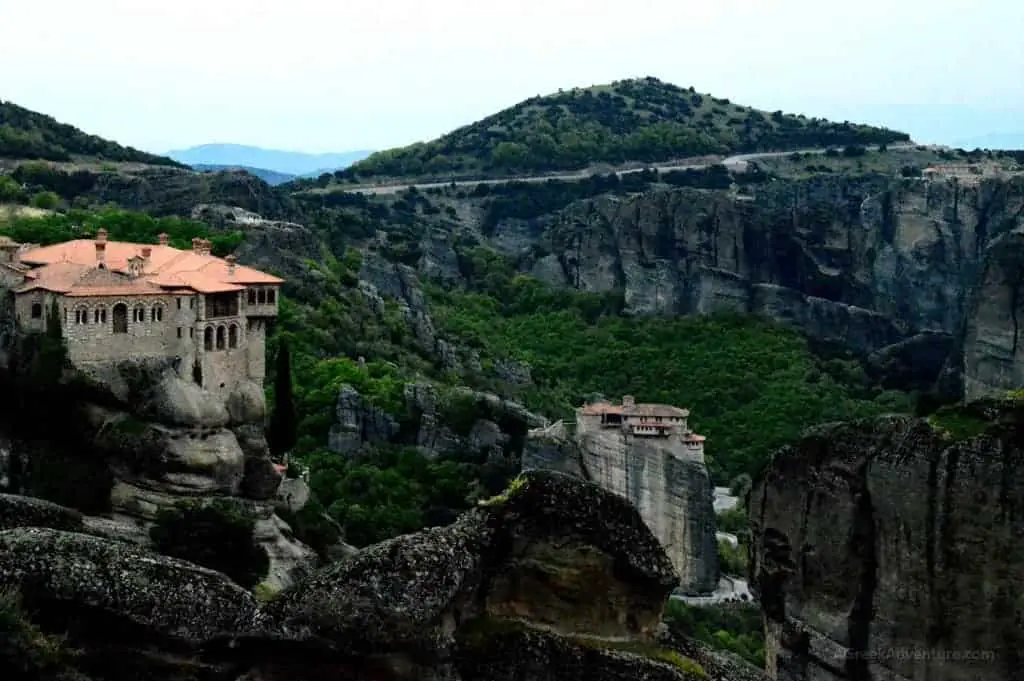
204 326 214 351
228 324 239 349
133 305 146 323
94 307 107 324
216 325 226 350
151 304 164 322
75 307 88 324
112 303 128 334
257 288 266 304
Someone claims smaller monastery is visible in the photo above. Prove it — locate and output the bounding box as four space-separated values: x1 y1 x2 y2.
0 230 282 395
577 395 706 456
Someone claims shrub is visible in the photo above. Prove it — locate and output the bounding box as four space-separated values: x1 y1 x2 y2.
150 499 269 588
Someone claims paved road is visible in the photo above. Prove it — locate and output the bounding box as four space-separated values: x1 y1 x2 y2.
333 143 917 196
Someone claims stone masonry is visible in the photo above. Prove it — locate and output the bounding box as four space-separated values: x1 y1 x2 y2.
0 230 282 396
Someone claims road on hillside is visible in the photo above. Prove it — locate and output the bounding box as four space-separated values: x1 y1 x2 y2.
334 143 917 196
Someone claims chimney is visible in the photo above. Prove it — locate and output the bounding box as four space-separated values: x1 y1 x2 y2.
622 395 635 407
203 239 213 255
157 233 169 246
95 241 106 266
192 237 202 252
96 227 108 243
141 246 152 259
225 254 237 275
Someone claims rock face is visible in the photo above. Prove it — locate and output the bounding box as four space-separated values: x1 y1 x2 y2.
2 471 708 681
0 357 315 591
954 227 1024 400
749 399 1024 681
485 175 1024 356
327 380 545 462
523 419 719 595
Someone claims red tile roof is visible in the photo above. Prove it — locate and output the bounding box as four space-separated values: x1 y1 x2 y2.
578 399 690 419
15 236 282 297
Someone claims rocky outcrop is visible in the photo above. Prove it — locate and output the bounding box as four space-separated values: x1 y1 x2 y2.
2 471 710 681
0 357 315 592
327 380 545 462
480 175 1024 358
749 398 1024 681
524 420 719 595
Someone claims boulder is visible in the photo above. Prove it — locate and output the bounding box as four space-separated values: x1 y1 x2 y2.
0 493 83 532
0 527 261 642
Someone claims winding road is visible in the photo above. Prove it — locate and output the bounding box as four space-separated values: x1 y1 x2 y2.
337 143 917 196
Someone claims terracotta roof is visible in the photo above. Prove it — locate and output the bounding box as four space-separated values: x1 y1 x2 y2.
15 237 282 297
683 434 706 443
624 403 690 418
578 402 622 415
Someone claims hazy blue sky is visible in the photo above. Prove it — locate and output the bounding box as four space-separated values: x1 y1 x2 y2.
2 0 1021 153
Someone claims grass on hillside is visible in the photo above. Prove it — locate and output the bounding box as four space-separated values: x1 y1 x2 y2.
1 100 181 166
342 76 909 181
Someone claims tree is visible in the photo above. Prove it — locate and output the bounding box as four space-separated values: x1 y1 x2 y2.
267 338 297 458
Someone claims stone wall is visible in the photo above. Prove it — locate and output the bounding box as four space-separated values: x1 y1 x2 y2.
61 294 191 363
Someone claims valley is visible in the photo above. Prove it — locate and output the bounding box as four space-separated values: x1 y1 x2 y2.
1 76 1023 681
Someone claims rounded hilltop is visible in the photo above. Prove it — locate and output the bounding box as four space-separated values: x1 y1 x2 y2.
342 76 910 181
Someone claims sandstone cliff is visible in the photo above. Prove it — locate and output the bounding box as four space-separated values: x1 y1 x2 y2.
523 419 719 595
485 175 1024 359
0 470 716 681
748 398 1024 681
946 226 1024 400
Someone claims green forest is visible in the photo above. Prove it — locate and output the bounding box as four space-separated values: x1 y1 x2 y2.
0 101 181 166
342 77 910 180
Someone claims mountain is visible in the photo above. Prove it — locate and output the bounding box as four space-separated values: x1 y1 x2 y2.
0 100 182 166
191 163 297 186
167 144 374 176
347 76 911 180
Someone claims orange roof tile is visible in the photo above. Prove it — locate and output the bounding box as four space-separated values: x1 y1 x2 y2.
15 236 282 297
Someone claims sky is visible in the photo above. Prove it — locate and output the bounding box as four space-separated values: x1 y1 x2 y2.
2 0 1022 154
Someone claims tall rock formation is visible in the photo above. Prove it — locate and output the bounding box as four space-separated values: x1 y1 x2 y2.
486 175 1024 357
948 226 1024 400
748 398 1024 681
523 400 719 595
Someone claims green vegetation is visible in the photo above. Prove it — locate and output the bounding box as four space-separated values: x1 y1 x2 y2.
149 499 270 588
343 77 908 180
0 588 86 680
267 339 298 459
427 249 913 482
926 404 992 441
0 207 243 255
665 600 765 668
1 100 181 165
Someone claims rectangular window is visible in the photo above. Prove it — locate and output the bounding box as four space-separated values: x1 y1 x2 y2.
189 298 195 309
189 327 194 338
177 298 182 309
177 327 183 338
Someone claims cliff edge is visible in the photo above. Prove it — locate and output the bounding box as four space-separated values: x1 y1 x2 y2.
0 470 709 681
749 398 1024 681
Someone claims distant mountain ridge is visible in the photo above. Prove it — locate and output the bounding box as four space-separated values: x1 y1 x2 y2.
167 144 374 177
190 164 297 186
